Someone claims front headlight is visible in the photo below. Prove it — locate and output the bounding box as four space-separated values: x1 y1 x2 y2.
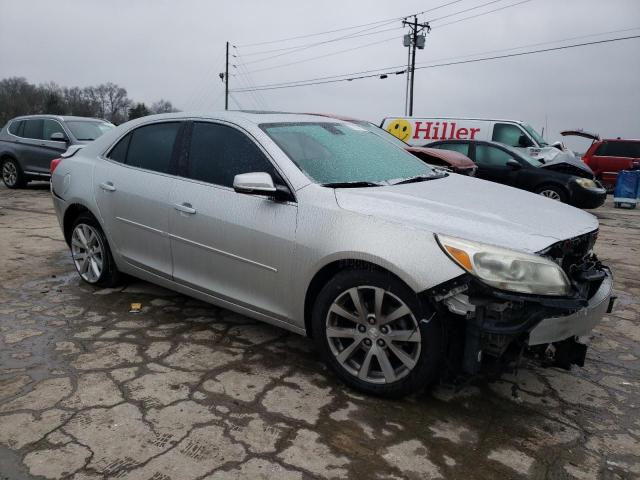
436 234 571 296
574 178 597 189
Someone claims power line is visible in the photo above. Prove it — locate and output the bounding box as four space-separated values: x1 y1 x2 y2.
238 23 402 61
237 0 530 73
236 0 465 48
232 25 639 91
428 0 505 22
432 0 532 29
244 35 400 75
230 34 640 93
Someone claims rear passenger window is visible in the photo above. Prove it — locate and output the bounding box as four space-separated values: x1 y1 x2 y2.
187 122 280 187
126 122 180 173
8 120 23 136
597 141 640 158
23 119 44 139
107 134 131 163
432 142 469 156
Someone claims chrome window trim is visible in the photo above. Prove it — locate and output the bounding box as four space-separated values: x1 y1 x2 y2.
99 117 297 204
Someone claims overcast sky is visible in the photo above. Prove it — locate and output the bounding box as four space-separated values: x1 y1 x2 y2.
1 0 639 149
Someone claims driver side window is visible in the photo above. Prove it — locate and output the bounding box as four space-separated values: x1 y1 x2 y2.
492 123 528 147
475 145 516 167
187 122 281 188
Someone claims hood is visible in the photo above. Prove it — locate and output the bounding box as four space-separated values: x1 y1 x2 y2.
335 174 598 254
540 150 594 176
560 129 600 141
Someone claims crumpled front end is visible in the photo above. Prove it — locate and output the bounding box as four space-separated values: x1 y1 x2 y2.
428 229 614 378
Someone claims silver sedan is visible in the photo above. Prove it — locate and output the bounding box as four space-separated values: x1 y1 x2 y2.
51 112 613 397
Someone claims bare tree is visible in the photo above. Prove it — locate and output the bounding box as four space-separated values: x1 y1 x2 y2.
0 77 175 126
150 99 178 114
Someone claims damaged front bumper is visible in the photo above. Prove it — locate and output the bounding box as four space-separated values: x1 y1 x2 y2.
429 261 614 377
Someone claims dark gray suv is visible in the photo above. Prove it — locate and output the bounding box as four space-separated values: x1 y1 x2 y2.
0 115 114 188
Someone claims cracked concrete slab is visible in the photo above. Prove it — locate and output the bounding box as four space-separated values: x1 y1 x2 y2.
278 428 349 478
262 373 333 424
0 377 72 412
124 424 246 479
23 443 91 479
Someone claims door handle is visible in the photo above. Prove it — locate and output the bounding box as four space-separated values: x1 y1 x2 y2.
174 202 196 215
99 182 116 192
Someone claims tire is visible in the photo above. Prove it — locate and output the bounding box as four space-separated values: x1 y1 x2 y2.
1 158 26 188
70 213 120 287
311 268 442 398
535 184 567 203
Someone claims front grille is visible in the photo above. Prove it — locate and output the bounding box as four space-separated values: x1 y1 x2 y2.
540 229 598 272
540 229 604 298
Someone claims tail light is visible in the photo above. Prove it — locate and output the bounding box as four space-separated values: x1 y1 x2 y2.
50 158 62 174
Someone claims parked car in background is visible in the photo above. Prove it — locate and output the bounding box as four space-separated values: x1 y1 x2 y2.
562 130 640 191
309 113 476 175
0 114 114 188
51 111 612 397
381 116 576 164
428 139 606 209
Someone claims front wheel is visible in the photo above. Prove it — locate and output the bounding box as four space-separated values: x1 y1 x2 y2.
2 158 26 188
70 214 120 287
311 269 442 398
536 185 567 203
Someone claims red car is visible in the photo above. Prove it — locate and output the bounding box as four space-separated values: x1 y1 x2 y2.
309 113 477 176
562 130 640 191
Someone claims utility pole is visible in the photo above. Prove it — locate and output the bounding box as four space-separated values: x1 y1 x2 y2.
224 41 229 110
402 16 430 116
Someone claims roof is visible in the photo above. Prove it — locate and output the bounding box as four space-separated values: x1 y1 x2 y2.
135 110 352 126
381 116 526 125
12 114 110 123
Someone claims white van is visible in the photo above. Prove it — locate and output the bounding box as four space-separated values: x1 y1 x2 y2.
380 116 572 163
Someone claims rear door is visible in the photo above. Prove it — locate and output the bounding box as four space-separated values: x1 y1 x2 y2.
18 119 69 175
169 121 298 320
94 121 183 278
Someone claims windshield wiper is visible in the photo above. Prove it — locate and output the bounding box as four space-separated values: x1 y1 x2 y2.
321 181 383 188
389 173 446 185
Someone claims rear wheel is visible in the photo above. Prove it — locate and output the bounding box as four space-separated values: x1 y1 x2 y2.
70 214 120 287
312 269 442 398
1 158 26 188
536 185 567 203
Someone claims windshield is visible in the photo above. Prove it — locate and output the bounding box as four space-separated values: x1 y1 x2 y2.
522 123 548 147
65 120 114 141
261 122 435 185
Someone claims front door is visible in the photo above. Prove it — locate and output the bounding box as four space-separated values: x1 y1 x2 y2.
94 121 182 278
473 143 522 187
169 121 298 320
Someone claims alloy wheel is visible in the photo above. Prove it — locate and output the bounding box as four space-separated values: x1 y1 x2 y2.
539 189 561 201
325 286 421 384
71 223 104 283
2 161 17 187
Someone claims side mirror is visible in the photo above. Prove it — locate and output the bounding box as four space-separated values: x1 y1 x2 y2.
50 132 68 143
233 172 277 195
506 159 522 169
